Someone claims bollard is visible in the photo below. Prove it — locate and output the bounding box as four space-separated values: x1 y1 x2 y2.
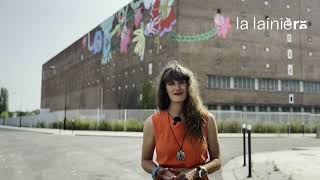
302 122 305 137
316 127 320 139
72 119 75 135
59 120 62 135
242 124 247 166
287 122 290 136
247 124 252 178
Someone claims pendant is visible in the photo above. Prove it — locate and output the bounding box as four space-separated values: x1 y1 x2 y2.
176 150 185 161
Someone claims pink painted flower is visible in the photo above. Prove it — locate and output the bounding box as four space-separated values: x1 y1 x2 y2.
214 14 232 39
120 25 131 54
134 7 144 28
82 36 87 48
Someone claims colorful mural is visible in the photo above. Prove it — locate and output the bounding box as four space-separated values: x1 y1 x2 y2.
169 13 232 42
132 22 146 61
80 0 232 64
100 15 115 64
120 25 132 54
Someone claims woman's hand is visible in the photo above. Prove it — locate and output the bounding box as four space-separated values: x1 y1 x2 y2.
156 168 178 180
174 168 198 180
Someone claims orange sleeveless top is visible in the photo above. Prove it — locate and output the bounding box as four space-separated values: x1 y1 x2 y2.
152 111 209 180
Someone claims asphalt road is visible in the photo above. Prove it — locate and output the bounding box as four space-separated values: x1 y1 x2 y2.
1 129 319 180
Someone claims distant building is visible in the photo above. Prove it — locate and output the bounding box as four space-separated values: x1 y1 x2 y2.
41 0 320 113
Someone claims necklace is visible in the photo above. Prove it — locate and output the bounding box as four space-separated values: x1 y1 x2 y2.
167 113 187 161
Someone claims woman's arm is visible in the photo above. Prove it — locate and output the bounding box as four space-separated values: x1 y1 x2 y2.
202 113 221 174
141 116 177 180
141 116 157 173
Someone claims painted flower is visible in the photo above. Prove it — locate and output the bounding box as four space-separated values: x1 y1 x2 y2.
120 25 131 54
214 14 232 39
81 36 87 49
134 7 144 28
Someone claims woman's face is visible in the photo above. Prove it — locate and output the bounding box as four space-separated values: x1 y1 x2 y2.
166 80 188 103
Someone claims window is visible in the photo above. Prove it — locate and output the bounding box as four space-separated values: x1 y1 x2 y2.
315 107 320 114
259 79 278 91
264 1 269 6
304 107 312 113
247 106 256 112
221 105 230 111
234 77 255 90
282 106 290 112
270 106 279 112
289 94 294 104
259 106 268 112
208 105 217 110
148 63 153 75
287 49 292 59
265 47 270 52
241 44 247 50
282 80 300 92
308 22 312 27
307 36 312 43
287 34 292 43
308 51 313 57
307 8 311 12
293 107 301 112
235 105 243 111
304 81 320 93
288 64 293 76
208 75 230 89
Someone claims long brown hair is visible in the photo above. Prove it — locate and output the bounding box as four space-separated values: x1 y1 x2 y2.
157 62 208 142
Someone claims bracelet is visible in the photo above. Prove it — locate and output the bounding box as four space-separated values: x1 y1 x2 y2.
151 166 162 180
197 165 208 178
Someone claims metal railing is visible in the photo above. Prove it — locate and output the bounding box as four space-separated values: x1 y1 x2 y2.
1 109 320 132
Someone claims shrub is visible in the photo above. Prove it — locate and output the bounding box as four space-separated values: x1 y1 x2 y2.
126 119 144 132
35 122 45 128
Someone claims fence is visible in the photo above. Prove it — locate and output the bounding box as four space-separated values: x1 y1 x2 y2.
1 109 320 132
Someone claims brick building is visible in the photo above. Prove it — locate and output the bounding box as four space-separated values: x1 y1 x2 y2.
41 0 320 113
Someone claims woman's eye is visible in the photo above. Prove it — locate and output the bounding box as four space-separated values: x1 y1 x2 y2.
168 82 174 85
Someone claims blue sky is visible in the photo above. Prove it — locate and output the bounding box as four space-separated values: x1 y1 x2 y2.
0 0 131 111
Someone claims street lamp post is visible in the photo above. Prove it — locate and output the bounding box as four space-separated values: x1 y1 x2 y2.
64 83 67 130
12 92 22 127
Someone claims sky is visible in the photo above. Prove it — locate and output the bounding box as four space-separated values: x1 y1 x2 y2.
0 0 131 111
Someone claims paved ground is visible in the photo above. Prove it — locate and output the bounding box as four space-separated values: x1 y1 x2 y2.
222 147 320 180
1 126 319 180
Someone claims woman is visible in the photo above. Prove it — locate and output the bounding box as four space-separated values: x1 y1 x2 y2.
141 62 221 180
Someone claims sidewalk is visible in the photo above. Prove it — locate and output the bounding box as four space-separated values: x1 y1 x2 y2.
0 125 316 138
222 147 320 180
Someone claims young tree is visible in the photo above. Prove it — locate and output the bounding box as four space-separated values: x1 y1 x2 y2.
139 81 156 109
0 88 9 114
1 111 9 125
